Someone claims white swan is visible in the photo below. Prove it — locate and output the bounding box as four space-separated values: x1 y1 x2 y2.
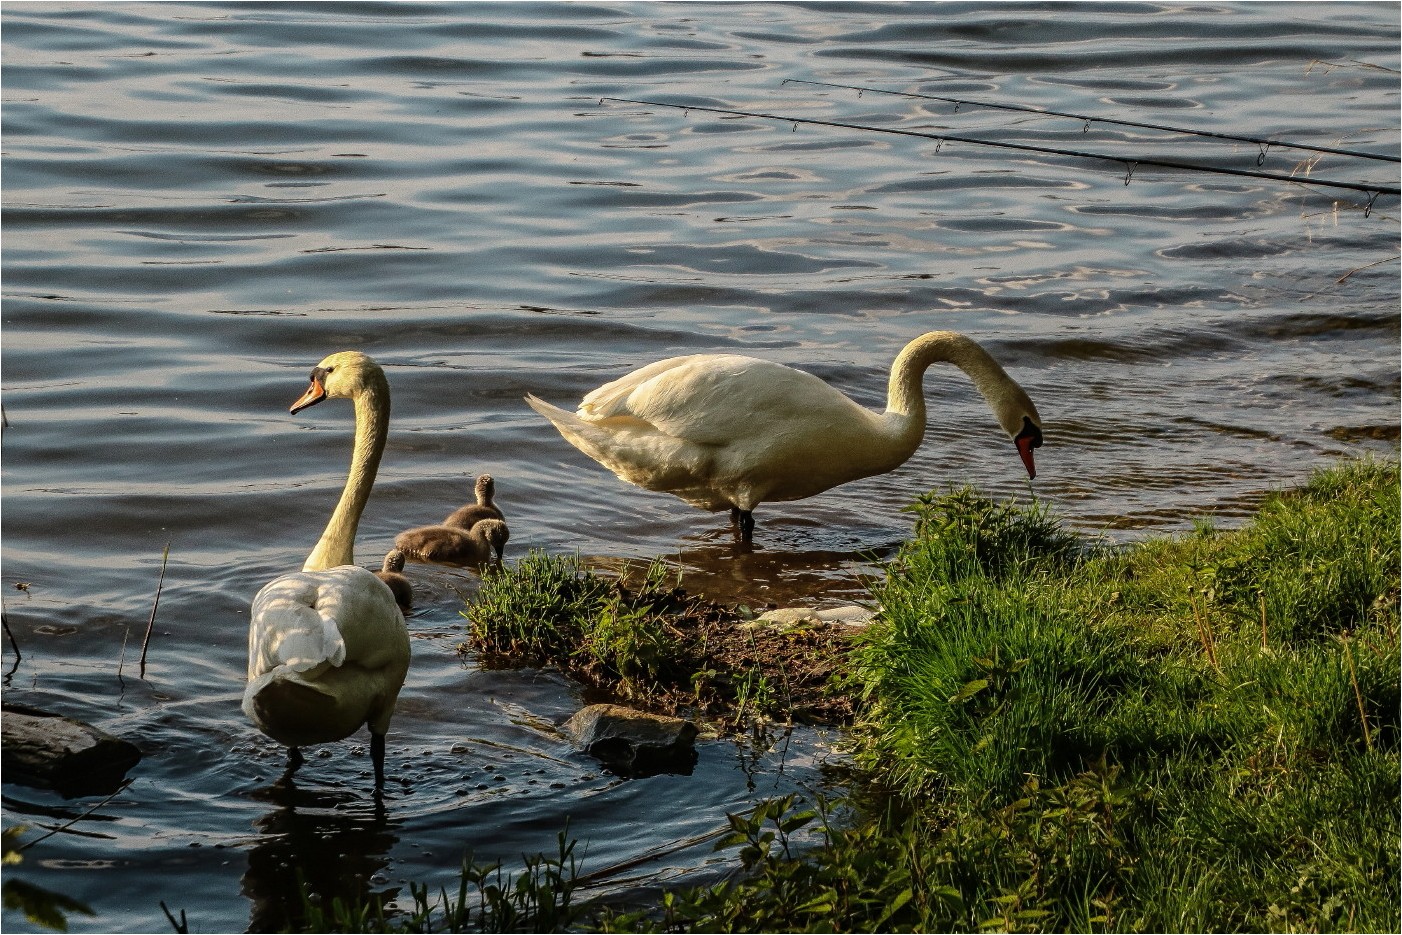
243 351 411 791
525 331 1042 541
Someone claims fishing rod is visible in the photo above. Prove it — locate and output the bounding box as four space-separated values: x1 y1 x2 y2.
598 98 1401 207
783 78 1401 165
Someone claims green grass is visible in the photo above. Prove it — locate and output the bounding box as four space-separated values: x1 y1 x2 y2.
599 459 1399 933
466 553 716 705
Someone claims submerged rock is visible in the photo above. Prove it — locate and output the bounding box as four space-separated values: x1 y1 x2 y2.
2 705 141 797
562 703 698 776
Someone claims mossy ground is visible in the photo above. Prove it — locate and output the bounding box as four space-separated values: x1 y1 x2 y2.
464 553 856 726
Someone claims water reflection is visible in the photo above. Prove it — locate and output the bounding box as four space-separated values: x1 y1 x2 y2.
242 779 400 934
670 537 896 608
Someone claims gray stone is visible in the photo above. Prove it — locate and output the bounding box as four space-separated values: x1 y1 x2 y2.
2 705 141 797
743 605 876 632
562 703 698 776
814 605 877 628
744 607 822 631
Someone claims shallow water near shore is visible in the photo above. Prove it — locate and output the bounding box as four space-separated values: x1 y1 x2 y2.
2 2 1398 932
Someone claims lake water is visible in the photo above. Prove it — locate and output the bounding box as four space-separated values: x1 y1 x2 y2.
2 2 1397 932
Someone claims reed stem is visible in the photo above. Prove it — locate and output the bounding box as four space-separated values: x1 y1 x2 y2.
138 542 170 680
1341 634 1372 750
1259 592 1269 650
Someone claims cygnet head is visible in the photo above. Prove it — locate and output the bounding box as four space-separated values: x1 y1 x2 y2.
444 475 505 529
476 519 509 562
374 549 412 613
290 350 385 414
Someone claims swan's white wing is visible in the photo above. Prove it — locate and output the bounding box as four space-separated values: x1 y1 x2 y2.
579 355 708 419
245 566 409 746
248 566 404 681
580 354 852 446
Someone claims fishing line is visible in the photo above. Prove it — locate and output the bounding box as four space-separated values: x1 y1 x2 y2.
598 97 1400 205
782 79 1401 165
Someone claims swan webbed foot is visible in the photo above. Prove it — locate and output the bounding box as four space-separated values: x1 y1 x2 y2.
371 732 386 791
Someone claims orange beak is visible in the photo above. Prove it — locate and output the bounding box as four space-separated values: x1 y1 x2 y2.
1016 434 1037 479
290 368 328 414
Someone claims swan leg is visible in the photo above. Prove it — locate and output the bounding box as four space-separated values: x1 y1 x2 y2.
734 507 757 543
371 732 386 790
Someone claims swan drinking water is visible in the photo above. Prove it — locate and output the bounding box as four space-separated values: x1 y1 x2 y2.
243 351 411 791
525 331 1042 542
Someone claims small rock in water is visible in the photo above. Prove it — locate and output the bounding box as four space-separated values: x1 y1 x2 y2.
1 704 141 797
562 703 698 777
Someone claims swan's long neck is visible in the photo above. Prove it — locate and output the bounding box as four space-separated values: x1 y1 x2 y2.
303 376 390 572
882 331 1032 448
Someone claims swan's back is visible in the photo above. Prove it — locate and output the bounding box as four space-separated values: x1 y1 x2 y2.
250 566 406 675
579 354 870 444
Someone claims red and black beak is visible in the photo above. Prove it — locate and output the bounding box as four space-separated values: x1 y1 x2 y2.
290 367 329 414
1014 417 1042 480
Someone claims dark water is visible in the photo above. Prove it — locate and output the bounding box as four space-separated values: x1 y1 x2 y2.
2 2 1397 931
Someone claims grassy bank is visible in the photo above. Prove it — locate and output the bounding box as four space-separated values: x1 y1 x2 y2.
286 459 1398 933
604 458 1399 932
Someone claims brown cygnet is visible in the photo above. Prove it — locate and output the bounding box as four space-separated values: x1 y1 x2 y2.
443 474 505 529
394 518 509 567
373 549 413 613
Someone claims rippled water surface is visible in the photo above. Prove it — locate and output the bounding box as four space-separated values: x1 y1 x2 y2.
2 2 1398 931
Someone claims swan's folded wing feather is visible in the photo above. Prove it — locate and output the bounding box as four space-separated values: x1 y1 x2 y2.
248 567 406 682
578 355 709 419
311 566 408 671
249 572 345 681
597 355 844 446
